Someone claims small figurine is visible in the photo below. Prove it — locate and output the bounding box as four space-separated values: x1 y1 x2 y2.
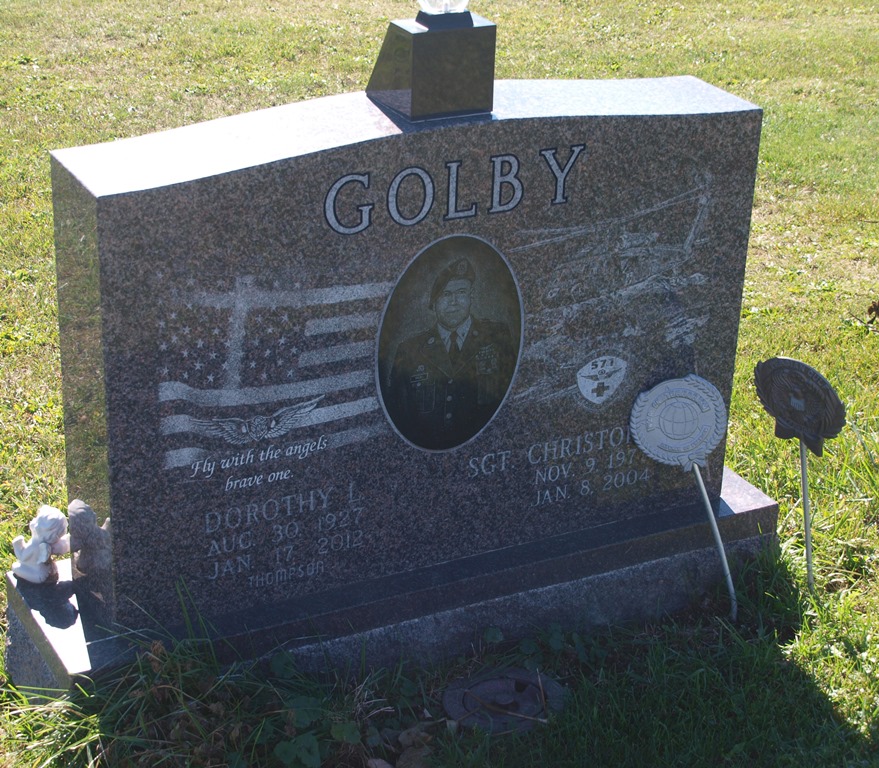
67 499 111 577
12 505 71 585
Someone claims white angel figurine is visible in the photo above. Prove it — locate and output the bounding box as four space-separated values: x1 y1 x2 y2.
12 505 71 584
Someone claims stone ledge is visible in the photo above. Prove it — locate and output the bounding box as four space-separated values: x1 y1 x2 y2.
5 468 776 690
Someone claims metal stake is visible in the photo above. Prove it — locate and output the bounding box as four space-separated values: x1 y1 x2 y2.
692 465 737 622
800 439 815 591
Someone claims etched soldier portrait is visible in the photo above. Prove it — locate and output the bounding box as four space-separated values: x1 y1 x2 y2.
378 236 522 450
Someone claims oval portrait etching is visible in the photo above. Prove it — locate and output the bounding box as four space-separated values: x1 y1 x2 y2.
377 235 523 451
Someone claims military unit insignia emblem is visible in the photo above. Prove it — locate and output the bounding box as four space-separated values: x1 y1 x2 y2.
576 355 627 405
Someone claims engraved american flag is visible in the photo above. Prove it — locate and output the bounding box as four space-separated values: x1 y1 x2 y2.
157 276 392 469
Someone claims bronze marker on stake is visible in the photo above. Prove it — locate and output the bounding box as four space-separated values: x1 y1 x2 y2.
754 357 846 591
630 375 737 621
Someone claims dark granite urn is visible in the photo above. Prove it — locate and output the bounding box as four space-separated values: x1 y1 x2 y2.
366 4 496 121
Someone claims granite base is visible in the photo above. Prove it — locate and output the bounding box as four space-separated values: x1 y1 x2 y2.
5 468 777 690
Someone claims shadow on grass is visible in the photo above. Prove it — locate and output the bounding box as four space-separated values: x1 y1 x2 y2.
3 544 876 767
434 545 878 768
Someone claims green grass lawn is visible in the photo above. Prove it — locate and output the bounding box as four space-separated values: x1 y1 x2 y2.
1 0 878 765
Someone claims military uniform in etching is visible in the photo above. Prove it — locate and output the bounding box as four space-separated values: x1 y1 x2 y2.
387 258 515 449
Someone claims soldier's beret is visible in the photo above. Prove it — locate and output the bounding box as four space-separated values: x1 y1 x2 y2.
429 258 475 308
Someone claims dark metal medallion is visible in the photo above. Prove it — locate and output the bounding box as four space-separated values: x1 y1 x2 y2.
754 357 846 456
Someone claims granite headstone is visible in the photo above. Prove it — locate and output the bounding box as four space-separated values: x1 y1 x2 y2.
7 75 777 686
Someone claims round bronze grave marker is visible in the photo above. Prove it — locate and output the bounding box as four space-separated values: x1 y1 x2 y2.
442 668 565 733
